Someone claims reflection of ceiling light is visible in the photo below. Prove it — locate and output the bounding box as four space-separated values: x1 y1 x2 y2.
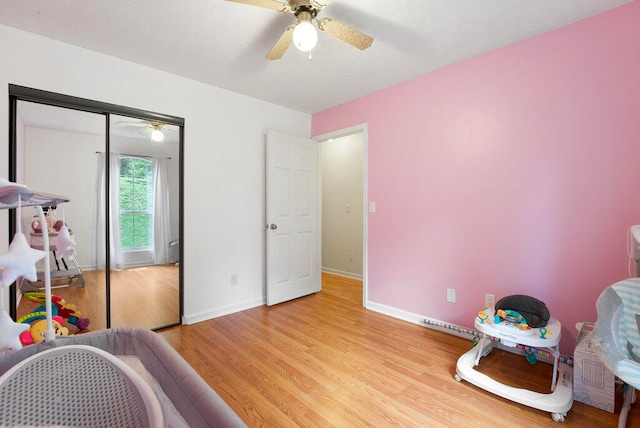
150 125 164 143
293 11 317 52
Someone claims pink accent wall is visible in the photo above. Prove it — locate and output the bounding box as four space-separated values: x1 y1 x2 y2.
312 1 640 353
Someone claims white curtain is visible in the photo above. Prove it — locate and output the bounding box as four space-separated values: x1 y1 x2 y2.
95 152 123 270
152 157 171 265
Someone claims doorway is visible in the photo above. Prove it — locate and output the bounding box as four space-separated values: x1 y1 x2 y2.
316 124 368 307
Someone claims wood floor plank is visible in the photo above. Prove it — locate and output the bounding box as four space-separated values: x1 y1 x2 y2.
159 273 640 427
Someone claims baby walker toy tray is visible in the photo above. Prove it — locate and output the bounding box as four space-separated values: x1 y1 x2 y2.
455 307 573 422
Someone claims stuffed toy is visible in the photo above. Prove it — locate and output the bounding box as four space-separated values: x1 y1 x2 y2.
31 209 64 234
19 317 69 345
0 232 46 287
51 225 75 260
0 310 30 350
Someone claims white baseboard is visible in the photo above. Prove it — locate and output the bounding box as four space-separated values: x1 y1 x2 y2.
183 297 265 325
322 267 363 280
365 300 561 365
365 301 476 340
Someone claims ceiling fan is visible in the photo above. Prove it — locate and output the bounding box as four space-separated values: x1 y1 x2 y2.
225 0 373 60
115 120 173 143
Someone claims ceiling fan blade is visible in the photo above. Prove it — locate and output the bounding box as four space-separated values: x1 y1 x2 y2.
224 0 290 13
310 0 332 9
317 18 373 50
115 121 149 128
266 25 295 60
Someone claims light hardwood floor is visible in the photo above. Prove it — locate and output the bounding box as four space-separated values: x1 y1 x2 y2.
159 273 638 427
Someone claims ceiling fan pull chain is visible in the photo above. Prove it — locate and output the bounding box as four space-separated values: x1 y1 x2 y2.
308 51 312 61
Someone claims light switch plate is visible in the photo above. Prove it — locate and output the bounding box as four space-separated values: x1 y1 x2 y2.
447 288 456 303
485 294 495 309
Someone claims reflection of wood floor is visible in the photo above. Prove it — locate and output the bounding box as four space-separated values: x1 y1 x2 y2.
17 264 179 332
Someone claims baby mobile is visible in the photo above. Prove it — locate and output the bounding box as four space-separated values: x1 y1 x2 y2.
0 184 49 350
50 205 75 261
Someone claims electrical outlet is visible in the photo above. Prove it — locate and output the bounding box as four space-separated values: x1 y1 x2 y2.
447 288 456 303
230 274 238 287
485 293 495 309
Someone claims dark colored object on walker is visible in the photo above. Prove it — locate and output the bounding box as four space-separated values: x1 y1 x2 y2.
495 294 550 328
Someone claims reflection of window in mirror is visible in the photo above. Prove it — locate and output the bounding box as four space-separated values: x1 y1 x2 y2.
119 157 153 250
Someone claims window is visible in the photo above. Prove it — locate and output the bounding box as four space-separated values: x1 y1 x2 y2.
119 157 153 249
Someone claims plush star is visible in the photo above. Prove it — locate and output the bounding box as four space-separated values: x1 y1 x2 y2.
0 233 46 287
51 225 75 260
0 310 29 351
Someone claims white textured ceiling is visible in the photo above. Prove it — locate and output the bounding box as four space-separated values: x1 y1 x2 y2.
0 0 634 114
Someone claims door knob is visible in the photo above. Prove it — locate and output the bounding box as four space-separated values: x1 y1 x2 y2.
270 224 278 230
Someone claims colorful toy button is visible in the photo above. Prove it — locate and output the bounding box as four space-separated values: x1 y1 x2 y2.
539 327 551 339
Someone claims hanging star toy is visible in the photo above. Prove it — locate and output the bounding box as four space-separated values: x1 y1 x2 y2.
0 310 29 351
0 232 46 287
51 225 75 260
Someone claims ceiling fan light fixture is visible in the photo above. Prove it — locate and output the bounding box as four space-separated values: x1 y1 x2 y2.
292 19 317 52
150 126 165 143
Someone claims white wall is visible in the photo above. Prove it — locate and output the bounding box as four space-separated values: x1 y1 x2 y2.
321 133 363 278
0 24 311 321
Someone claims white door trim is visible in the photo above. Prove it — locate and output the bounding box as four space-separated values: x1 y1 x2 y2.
314 123 369 308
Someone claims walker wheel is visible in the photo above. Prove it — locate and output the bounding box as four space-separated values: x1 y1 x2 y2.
551 412 565 422
454 374 462 382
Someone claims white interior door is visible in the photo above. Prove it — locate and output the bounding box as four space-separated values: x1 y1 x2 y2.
266 130 320 306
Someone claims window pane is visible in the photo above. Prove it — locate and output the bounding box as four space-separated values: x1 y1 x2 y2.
120 192 133 211
120 213 134 249
120 158 132 174
133 213 152 248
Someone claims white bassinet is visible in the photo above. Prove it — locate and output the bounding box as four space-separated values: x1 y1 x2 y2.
0 180 245 427
594 278 640 428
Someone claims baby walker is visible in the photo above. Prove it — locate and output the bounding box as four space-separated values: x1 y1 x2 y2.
455 296 573 422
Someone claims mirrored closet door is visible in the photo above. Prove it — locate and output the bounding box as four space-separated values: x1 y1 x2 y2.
14 101 108 331
107 115 181 329
9 85 183 332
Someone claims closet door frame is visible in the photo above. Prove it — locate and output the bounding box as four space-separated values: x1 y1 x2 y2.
8 84 184 329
